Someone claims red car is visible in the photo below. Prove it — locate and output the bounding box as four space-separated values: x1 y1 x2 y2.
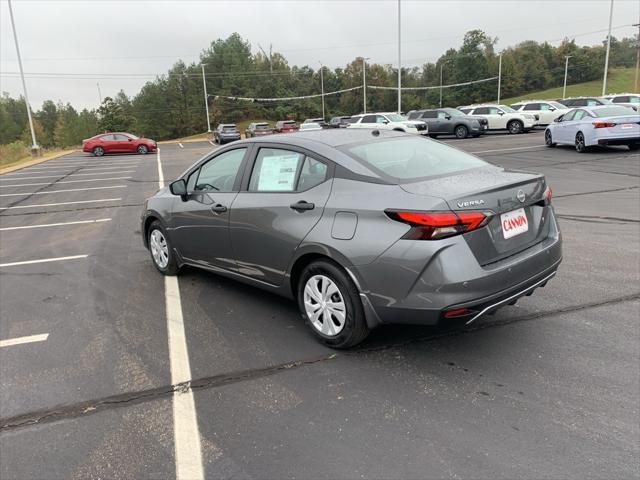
82 132 157 156
274 120 299 133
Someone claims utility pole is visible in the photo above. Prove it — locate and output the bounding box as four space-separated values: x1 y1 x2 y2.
439 63 445 108
397 0 402 113
562 55 572 98
362 57 369 113
258 44 273 74
97 82 102 104
633 23 639 92
7 0 39 156
602 0 614 96
201 64 211 133
318 61 325 120
497 52 503 104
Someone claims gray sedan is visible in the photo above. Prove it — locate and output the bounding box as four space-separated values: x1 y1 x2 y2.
408 108 488 138
141 130 562 348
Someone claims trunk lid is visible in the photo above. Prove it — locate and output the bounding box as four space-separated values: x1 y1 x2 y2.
400 166 550 265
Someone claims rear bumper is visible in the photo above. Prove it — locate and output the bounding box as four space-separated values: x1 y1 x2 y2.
596 137 640 146
352 209 562 326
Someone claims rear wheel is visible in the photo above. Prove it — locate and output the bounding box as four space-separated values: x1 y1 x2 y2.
297 260 369 349
137 145 148 154
545 130 556 147
148 220 179 275
507 120 523 134
575 132 588 153
93 146 104 157
455 125 468 139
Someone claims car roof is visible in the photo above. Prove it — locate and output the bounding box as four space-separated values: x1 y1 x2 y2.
241 127 406 148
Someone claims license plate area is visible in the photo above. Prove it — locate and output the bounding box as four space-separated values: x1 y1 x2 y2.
501 208 529 239
621 123 633 129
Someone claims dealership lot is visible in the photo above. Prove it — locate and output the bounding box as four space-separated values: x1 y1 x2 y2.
0 132 638 478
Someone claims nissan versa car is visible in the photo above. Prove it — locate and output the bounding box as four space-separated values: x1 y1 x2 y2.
141 129 562 348
544 105 640 152
213 124 241 144
82 132 157 156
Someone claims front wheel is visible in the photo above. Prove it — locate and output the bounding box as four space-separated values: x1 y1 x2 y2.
137 145 148 154
148 221 179 275
575 132 588 153
454 125 468 139
545 130 556 147
507 120 523 134
93 146 104 157
297 260 369 349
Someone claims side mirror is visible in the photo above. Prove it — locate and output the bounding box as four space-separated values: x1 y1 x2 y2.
445 115 451 120
170 179 187 196
128 138 133 141
554 116 563 123
497 111 504 116
549 107 556 111
383 120 389 124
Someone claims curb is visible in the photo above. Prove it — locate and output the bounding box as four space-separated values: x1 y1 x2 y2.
0 149 78 175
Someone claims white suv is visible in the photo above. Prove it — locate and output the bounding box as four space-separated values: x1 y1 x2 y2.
510 100 570 125
462 104 537 133
348 112 428 135
602 93 639 112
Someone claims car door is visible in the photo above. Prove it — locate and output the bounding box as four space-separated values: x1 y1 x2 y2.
113 134 135 152
474 107 501 129
564 109 588 142
229 146 333 285
436 110 453 134
537 103 556 124
99 134 116 152
169 147 249 271
522 103 542 122
554 109 576 143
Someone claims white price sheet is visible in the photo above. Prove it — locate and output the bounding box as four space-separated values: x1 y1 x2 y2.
256 153 301 191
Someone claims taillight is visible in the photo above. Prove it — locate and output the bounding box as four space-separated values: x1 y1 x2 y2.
386 210 491 240
543 185 552 205
592 121 616 128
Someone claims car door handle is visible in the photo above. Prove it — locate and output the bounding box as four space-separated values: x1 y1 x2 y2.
290 200 315 211
210 204 227 214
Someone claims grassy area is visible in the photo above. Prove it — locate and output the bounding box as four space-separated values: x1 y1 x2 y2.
501 68 638 105
0 143 77 173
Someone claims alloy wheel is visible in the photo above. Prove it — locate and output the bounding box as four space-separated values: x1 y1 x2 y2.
508 121 522 134
138 145 148 154
303 274 346 336
575 132 586 153
149 229 169 269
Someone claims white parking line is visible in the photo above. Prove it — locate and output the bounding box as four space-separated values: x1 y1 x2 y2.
0 171 135 181
0 198 121 210
25 161 137 169
0 333 49 348
178 143 184 148
0 254 88 268
470 145 546 154
7 166 137 175
0 177 132 188
208 140 215 146
0 185 126 197
0 218 111 231
157 147 204 479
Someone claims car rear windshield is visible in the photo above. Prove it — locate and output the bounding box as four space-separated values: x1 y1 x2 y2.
283 121 296 125
592 106 639 117
256 124 270 129
342 137 487 181
223 126 237 131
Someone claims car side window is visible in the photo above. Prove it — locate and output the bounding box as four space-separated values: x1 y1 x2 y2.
489 107 500 115
360 115 376 123
186 169 199 191
586 100 598 106
474 107 488 115
249 148 305 192
297 157 328 191
523 104 539 111
436 111 448 119
614 96 629 103
539 103 551 111
114 134 129 140
194 148 246 193
100 135 115 141
563 110 576 121
375 115 388 124
573 110 586 121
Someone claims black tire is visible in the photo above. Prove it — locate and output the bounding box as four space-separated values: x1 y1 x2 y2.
297 260 369 349
454 125 468 139
429 134 439 139
507 120 523 134
575 132 588 153
147 220 179 276
628 143 639 151
545 130 556 147
93 146 104 157
137 145 148 154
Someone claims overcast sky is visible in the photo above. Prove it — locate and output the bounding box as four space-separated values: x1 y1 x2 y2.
1 0 638 110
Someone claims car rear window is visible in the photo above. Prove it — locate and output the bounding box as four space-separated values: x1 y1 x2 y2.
256 124 270 129
342 137 487 182
592 106 638 117
223 126 238 131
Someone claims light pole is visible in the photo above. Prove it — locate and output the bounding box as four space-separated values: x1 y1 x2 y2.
7 0 39 155
97 82 102 104
497 52 503 104
602 0 614 96
562 55 572 98
319 61 325 120
362 57 370 113
397 0 402 113
633 23 639 92
201 64 211 133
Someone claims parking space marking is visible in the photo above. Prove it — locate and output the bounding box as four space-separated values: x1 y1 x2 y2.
470 145 546 154
25 161 137 169
0 254 88 268
0 334 49 348
0 171 135 181
0 218 111 231
0 177 133 188
7 166 138 175
157 147 204 480
178 143 184 148
0 185 126 197
208 140 215 146
0 198 122 210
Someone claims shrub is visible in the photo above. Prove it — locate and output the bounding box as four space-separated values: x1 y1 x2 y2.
0 141 29 167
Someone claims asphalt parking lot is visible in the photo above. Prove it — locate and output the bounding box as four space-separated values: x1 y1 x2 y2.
1 130 638 479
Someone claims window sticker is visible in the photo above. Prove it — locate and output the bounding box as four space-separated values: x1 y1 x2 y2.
257 154 300 191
